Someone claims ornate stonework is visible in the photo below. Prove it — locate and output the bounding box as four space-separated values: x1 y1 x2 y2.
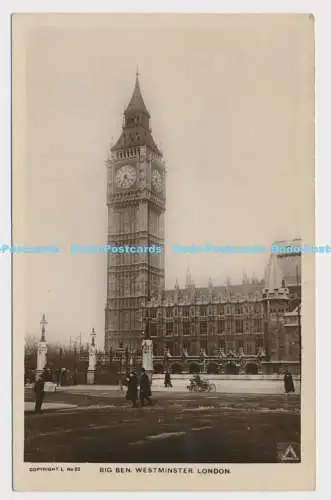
105 74 165 350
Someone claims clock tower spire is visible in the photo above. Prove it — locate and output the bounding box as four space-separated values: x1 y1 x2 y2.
105 73 166 352
111 72 161 155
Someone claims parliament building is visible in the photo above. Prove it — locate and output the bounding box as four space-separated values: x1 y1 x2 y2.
105 74 301 375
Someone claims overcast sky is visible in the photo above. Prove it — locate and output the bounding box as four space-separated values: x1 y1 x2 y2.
13 14 314 345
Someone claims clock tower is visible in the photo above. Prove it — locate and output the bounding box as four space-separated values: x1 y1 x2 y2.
105 72 166 351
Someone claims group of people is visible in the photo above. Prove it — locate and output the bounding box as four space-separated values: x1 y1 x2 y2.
125 368 152 407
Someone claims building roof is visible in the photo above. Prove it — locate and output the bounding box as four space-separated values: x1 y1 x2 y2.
161 283 264 303
111 126 161 154
111 73 161 155
125 73 150 118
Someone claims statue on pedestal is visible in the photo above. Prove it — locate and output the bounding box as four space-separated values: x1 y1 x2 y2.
87 328 97 384
36 314 48 380
141 322 153 383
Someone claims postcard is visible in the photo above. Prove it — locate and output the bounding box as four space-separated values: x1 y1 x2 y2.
12 13 315 491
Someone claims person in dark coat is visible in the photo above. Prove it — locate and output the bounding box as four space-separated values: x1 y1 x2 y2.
283 370 295 393
139 368 152 406
126 372 138 407
164 370 172 388
34 372 46 413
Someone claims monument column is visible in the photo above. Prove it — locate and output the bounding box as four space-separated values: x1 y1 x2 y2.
87 328 97 385
36 314 48 380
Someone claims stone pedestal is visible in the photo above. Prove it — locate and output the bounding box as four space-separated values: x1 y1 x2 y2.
87 370 96 385
36 341 47 380
142 338 153 384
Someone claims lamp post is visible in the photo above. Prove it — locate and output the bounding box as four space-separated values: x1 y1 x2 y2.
119 351 124 390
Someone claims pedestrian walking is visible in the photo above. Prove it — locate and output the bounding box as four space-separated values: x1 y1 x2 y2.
126 372 138 407
283 370 295 393
139 368 152 406
164 370 172 388
34 372 46 413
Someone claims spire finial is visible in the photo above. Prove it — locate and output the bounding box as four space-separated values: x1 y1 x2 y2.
136 64 140 79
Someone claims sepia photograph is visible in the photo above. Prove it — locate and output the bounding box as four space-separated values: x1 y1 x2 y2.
12 13 315 490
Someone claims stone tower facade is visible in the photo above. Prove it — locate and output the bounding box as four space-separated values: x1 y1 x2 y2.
262 253 290 367
105 73 166 351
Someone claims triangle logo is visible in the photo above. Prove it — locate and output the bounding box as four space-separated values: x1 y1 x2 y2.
281 444 299 462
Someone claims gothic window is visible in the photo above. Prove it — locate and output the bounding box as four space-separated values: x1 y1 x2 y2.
183 322 190 336
123 313 129 329
150 324 157 337
151 308 157 318
200 306 207 317
235 320 243 333
235 303 241 314
183 307 189 317
217 319 224 334
124 208 131 233
166 308 172 318
166 322 173 336
200 321 207 336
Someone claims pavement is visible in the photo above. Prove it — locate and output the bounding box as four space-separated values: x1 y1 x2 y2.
25 402 78 412
53 377 300 395
24 387 300 463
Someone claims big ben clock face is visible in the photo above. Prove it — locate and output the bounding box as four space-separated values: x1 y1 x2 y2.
115 165 137 189
152 169 163 193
